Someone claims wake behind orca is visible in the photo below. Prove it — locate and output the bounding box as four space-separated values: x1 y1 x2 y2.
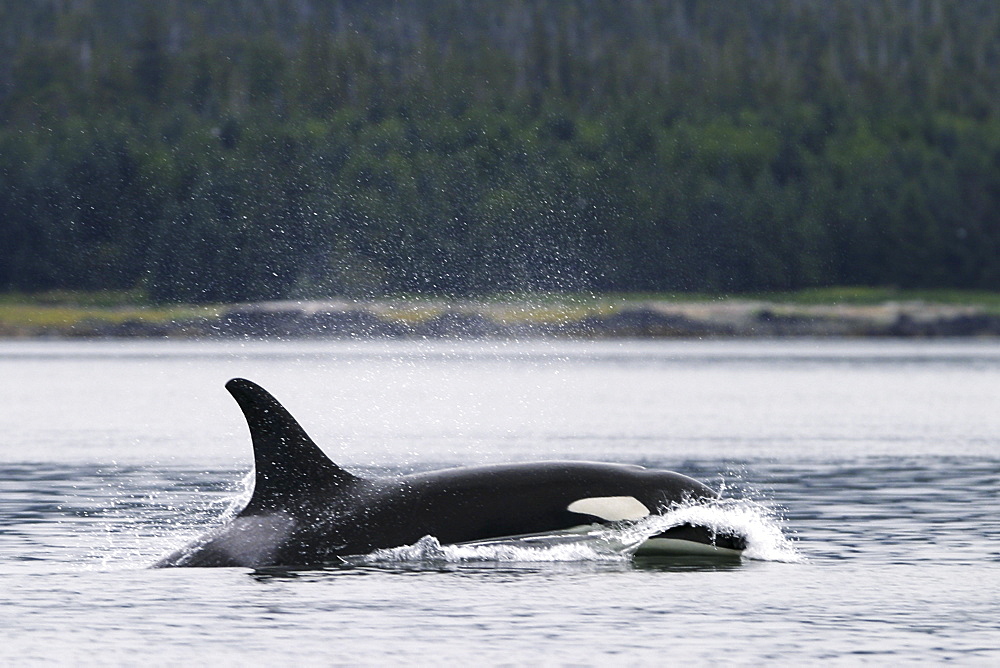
156 379 745 568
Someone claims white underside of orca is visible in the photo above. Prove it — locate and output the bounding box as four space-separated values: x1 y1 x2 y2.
558 523 744 557
633 536 744 557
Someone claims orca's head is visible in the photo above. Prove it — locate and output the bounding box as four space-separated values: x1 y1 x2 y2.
638 469 719 509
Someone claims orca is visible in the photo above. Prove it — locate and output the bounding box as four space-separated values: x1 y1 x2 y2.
155 378 745 568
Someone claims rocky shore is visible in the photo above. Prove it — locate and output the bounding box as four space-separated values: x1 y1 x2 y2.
6 298 1000 339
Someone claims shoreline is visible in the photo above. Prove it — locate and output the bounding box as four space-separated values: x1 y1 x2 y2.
4 298 1000 339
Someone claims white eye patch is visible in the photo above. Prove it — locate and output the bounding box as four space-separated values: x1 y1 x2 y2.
567 496 650 521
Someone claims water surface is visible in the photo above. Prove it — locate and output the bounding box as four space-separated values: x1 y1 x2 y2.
1 339 997 663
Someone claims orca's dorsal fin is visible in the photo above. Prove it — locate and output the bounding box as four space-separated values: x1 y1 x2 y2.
225 378 357 515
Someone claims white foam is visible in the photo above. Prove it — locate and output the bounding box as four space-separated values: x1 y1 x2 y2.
357 533 634 564
357 498 803 566
628 498 805 563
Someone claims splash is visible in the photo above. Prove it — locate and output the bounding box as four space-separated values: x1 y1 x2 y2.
635 498 804 563
77 469 254 570
356 497 803 566
356 528 640 565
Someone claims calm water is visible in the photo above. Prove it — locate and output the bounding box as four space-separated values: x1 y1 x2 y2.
1 339 997 664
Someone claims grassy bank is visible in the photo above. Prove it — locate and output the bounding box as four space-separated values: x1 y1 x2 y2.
2 288 1000 339
599 287 1000 311
743 287 1000 310
0 291 220 335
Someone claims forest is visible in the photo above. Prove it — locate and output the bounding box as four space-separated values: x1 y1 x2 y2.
1 0 999 302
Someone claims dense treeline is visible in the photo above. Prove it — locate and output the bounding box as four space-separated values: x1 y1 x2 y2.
1 0 999 301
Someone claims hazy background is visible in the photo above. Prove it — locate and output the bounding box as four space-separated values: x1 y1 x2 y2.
2 0 998 302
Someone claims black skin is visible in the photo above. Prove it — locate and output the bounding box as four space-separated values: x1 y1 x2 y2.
155 379 744 568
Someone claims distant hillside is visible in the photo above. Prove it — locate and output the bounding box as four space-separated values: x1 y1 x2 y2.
2 1 999 301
